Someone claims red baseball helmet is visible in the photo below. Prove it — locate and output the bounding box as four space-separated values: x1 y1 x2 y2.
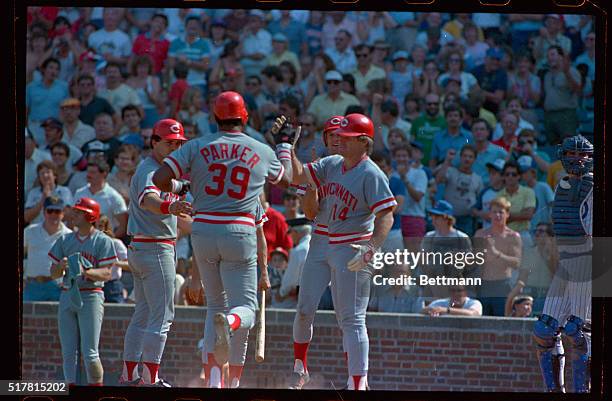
73 197 101 223
323 115 344 146
335 113 375 140
214 91 248 125
153 119 187 141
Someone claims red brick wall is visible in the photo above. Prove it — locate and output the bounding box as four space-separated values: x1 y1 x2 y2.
22 302 552 391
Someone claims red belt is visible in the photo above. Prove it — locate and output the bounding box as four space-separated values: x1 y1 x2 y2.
131 238 176 245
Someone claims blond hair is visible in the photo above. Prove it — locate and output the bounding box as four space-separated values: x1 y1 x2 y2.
490 196 511 212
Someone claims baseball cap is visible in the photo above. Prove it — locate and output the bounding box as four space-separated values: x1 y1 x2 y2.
41 117 63 130
410 141 424 152
272 33 288 43
427 200 454 217
486 158 506 172
392 50 409 62
324 70 343 82
486 47 504 60
44 196 65 211
270 246 289 260
518 155 537 173
61 98 81 107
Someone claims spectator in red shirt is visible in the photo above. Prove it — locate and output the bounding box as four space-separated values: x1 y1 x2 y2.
27 6 59 30
168 62 189 118
492 113 519 152
131 13 170 75
259 190 293 258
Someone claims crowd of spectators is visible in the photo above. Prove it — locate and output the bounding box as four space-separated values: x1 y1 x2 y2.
23 7 596 317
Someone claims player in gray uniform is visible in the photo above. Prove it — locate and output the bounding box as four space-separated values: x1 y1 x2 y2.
120 119 193 387
291 114 397 390
289 116 347 389
49 197 117 386
152 91 293 388
533 135 593 393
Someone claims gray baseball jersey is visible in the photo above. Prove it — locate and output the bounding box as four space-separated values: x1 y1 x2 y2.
48 230 118 290
305 155 397 244
128 156 181 238
164 132 283 231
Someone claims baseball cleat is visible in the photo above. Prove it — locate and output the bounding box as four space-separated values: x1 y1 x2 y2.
118 376 143 386
288 370 310 389
142 378 172 387
214 312 231 364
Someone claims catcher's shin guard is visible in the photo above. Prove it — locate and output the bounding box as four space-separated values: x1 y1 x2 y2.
533 314 562 392
564 315 590 393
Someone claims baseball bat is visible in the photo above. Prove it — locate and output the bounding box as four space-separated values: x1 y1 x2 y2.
255 290 266 363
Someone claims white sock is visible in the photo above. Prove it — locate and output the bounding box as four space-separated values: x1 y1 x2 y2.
293 359 305 374
230 377 240 388
209 366 222 388
142 364 158 384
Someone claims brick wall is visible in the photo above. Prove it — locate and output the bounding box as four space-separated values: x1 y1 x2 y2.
23 302 553 391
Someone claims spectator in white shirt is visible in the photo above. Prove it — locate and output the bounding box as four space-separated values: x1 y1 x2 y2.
321 11 357 50
87 7 131 67
74 158 128 239
492 96 535 141
240 10 272 77
279 218 313 308
99 63 144 124
23 196 73 301
59 97 96 149
421 285 483 316
324 30 357 75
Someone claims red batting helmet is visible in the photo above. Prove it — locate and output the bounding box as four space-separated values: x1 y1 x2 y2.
214 91 248 125
323 115 343 146
153 119 187 141
335 113 374 140
73 197 101 223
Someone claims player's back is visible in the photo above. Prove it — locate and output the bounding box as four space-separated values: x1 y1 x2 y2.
165 132 283 231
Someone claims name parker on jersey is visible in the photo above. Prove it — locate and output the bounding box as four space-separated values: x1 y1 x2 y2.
200 143 261 169
318 182 358 211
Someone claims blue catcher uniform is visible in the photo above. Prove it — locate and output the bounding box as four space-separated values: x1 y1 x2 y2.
533 135 593 393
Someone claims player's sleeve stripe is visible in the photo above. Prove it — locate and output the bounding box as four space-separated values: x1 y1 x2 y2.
269 164 285 185
164 156 183 178
48 253 60 263
99 256 118 263
306 163 320 187
277 150 292 161
138 186 162 205
256 214 268 227
371 197 398 214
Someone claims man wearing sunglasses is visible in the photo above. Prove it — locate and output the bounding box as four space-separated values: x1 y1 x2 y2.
351 44 386 95
307 70 360 127
23 196 72 302
496 161 536 238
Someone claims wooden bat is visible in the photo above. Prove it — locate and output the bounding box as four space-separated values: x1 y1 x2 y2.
255 289 266 363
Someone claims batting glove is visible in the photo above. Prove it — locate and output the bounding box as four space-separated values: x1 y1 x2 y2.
172 179 191 196
347 243 376 272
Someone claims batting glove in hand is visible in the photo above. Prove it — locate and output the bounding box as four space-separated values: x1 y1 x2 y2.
347 243 376 272
174 179 191 196
168 200 193 217
271 115 300 146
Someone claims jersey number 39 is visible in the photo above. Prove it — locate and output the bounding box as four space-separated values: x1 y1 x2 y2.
205 163 250 200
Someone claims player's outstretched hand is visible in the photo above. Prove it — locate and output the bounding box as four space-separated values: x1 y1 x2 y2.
347 243 376 272
169 200 193 217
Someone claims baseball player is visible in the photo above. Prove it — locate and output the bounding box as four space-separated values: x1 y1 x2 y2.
49 197 117 386
291 113 397 390
533 135 593 393
119 119 193 387
152 91 294 388
289 115 347 389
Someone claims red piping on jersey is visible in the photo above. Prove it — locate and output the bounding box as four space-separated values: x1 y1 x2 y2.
196 211 255 218
221 130 244 135
194 218 255 227
62 287 104 292
194 211 257 227
270 164 285 185
165 156 183 177
306 163 321 187
313 224 329 236
48 252 60 263
328 231 373 245
131 237 177 246
342 155 369 174
371 197 397 213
